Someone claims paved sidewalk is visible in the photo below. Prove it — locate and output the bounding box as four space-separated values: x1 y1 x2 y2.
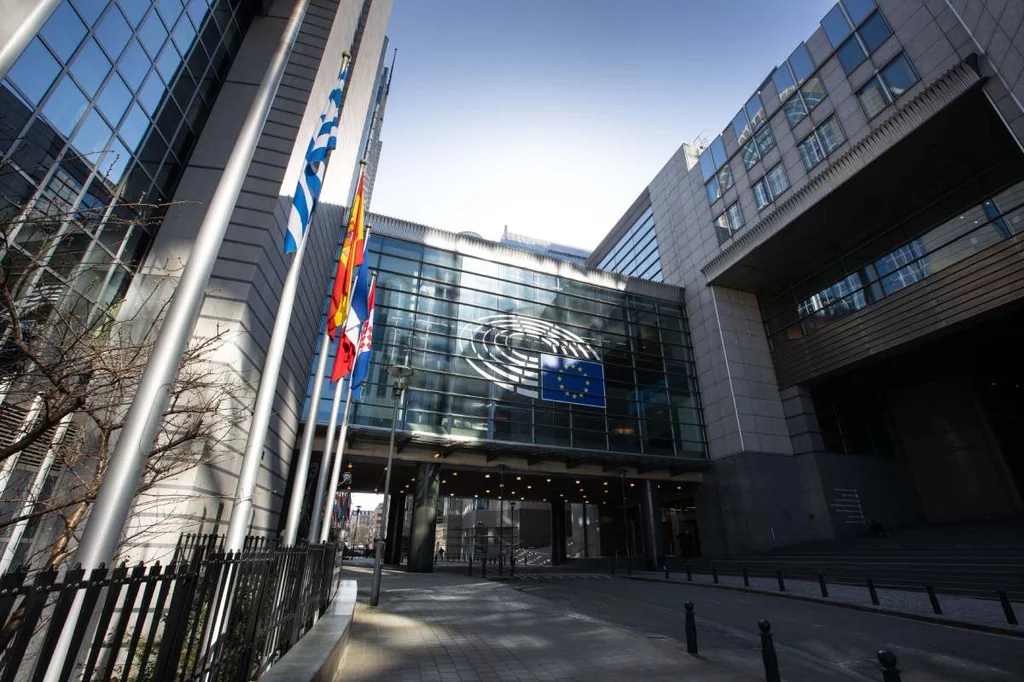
629 570 1024 631
334 565 749 681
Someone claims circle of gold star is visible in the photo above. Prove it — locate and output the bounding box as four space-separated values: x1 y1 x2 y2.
557 361 590 400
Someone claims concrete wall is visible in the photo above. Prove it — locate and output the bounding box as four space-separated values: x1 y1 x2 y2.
121 0 391 557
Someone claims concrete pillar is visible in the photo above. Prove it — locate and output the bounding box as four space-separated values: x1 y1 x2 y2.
385 492 405 565
640 480 663 569
550 499 566 566
407 463 440 572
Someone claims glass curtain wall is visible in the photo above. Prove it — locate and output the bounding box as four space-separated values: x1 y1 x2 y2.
1 0 254 326
595 207 663 282
306 235 706 459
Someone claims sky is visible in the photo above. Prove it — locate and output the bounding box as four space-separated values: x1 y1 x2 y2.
368 0 836 251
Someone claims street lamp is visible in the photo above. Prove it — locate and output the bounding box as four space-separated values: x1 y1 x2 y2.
370 363 413 607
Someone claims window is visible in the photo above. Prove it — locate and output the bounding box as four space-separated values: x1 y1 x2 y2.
700 136 730 206
773 65 796 103
713 213 732 243
843 0 876 24
754 125 776 156
857 54 919 119
832 5 892 75
800 76 826 110
741 139 760 170
746 94 765 130
718 164 734 192
753 164 790 210
799 117 845 170
732 109 751 145
789 43 815 82
859 12 892 51
6 39 60 105
726 203 744 232
784 96 808 126
41 2 87 61
837 36 867 74
774 43 825 128
822 4 853 48
705 175 721 204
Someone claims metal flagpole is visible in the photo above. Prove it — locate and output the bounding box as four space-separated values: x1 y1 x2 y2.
317 378 354 542
283 179 368 545
308 378 346 542
43 2 312 678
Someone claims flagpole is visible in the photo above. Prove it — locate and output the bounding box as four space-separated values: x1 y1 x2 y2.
318 271 376 543
307 377 345 542
282 163 363 547
318 377 355 542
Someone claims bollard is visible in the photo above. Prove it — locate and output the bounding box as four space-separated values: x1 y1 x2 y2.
482 556 487 578
818 574 828 598
776 569 786 592
758 620 781 682
684 602 698 655
997 591 1018 625
742 567 750 587
867 578 880 605
877 650 901 682
498 554 504 577
712 565 718 584
686 565 692 582
925 586 941 615
664 564 670 579
468 555 473 576
510 554 516 577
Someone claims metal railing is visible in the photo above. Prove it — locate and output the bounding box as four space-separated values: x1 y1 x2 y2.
0 534 338 682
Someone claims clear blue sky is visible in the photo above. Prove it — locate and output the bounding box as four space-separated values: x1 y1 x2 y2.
369 0 836 250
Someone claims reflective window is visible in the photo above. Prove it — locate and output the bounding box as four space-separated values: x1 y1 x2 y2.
822 4 853 48
119 40 149 89
119 0 149 27
857 76 889 119
741 138 760 170
6 39 60 106
881 54 918 97
718 164 734 192
596 207 663 282
41 2 87 61
753 177 772 210
789 43 815 82
801 76 826 110
817 117 844 153
71 40 112 97
96 6 133 60
798 132 826 170
773 64 797 102
754 125 776 156
139 11 169 58
72 0 106 25
97 74 132 126
844 0 875 24
72 108 113 159
713 212 732 243
859 12 891 51
766 164 790 197
710 136 727 168
705 175 721 205
42 76 88 136
837 36 867 74
714 202 745 243
732 109 751 144
784 95 808 126
746 94 765 130
699 147 716 181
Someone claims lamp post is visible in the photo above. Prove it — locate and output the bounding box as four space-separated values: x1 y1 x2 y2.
509 500 517 563
370 363 413 607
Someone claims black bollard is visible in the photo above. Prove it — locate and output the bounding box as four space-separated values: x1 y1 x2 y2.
877 649 901 682
925 586 941 615
664 564 670 579
742 567 750 587
684 602 698 655
818 574 828 598
482 556 487 578
998 591 1018 625
468 555 473 576
712 565 718 584
758 620 781 682
686 564 692 582
776 569 786 592
867 578 880 605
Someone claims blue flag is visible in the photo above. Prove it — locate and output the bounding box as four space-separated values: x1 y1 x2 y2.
540 354 606 408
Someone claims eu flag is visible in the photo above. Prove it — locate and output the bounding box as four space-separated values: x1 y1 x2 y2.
540 354 606 408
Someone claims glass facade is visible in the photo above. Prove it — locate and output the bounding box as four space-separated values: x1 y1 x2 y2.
306 233 706 459
1 0 253 325
595 207 663 282
761 179 1024 350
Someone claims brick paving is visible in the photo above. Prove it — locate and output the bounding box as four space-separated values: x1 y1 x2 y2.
335 565 748 681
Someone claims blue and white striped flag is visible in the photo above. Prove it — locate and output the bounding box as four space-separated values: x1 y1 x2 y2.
284 59 350 254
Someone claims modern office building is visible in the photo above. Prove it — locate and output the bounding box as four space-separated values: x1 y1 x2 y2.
0 0 392 562
498 227 591 266
590 0 1024 555
296 212 707 568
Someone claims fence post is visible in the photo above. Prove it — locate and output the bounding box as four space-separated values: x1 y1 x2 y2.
758 620 781 682
684 602 698 655
867 578 880 605
997 591 1018 625
776 570 785 592
742 567 749 587
925 586 941 615
712 565 718 584
877 650 901 681
818 574 828 598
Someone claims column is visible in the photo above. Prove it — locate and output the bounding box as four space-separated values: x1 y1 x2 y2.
550 499 566 566
407 462 440 572
640 480 663 569
385 492 406 565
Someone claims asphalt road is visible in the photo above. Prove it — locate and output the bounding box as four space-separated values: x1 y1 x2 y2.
514 577 1024 681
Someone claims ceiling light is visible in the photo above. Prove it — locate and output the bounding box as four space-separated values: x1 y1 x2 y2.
452 472 458 476
527 485 532 489
485 474 490 478
486 489 491 494
516 476 522 481
630 482 635 487
575 480 581 484
432 453 441 459
546 478 552 483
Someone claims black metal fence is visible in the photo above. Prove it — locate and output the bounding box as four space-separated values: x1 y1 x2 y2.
0 535 338 682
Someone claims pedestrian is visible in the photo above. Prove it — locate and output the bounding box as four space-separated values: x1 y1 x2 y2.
439 546 445 562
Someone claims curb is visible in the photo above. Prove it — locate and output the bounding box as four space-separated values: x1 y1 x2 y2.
623 575 1024 639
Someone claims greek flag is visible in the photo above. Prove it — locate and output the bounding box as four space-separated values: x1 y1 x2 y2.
284 60 349 254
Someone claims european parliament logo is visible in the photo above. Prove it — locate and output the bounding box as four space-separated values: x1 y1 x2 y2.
540 354 606 408
460 314 607 409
